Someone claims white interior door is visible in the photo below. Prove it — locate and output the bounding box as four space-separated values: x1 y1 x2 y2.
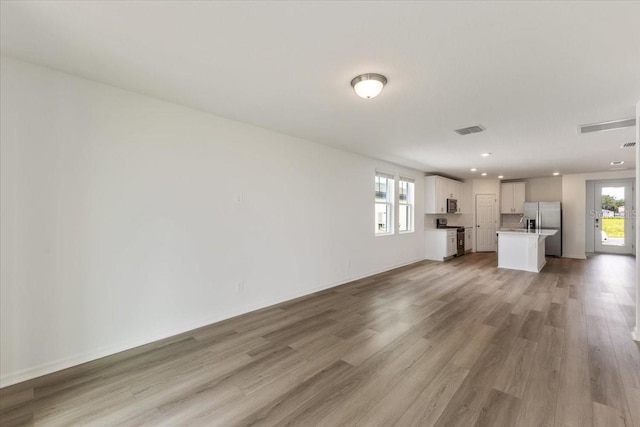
476 194 497 252
594 180 634 254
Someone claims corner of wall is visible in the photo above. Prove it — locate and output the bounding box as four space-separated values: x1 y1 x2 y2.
635 99 640 341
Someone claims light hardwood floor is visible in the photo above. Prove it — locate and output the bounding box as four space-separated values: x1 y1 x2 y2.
1 253 638 426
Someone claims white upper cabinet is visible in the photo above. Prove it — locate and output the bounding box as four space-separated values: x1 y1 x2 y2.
512 183 526 213
500 182 526 214
425 176 464 214
446 180 462 203
425 176 446 214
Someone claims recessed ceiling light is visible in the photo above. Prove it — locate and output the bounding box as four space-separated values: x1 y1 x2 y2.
553 172 560 176
481 172 487 176
470 168 477 172
610 161 624 166
480 153 491 157
350 73 387 99
498 175 504 179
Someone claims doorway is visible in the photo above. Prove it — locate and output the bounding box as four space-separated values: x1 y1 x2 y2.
476 194 497 252
593 180 634 254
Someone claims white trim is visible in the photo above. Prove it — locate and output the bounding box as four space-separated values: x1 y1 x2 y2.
0 257 424 388
562 252 588 260
375 173 395 235
374 231 394 237
375 170 395 180
636 99 640 344
398 179 415 233
590 179 635 255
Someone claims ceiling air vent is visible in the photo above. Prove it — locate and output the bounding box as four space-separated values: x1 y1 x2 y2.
621 141 636 148
454 125 484 136
578 118 636 134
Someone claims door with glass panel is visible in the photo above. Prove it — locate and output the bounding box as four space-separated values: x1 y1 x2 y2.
594 180 634 254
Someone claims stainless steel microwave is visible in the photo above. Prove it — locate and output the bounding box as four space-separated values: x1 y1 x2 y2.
447 198 457 213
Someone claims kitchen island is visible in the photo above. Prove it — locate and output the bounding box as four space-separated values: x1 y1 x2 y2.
497 229 559 273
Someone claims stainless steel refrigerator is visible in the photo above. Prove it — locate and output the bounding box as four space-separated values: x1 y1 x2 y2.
524 201 562 257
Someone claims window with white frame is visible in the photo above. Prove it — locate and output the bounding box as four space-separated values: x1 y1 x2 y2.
398 177 415 233
375 172 394 235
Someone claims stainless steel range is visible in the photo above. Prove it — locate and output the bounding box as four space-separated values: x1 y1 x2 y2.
436 218 465 257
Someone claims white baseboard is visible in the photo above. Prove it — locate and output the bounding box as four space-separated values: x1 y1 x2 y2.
562 252 587 260
0 257 424 388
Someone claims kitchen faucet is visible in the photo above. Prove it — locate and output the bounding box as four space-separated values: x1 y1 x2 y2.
520 215 534 232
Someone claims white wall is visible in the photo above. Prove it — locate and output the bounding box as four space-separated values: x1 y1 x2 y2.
0 57 425 386
525 176 562 201
562 170 635 259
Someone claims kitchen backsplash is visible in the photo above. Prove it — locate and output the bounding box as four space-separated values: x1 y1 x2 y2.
501 213 524 229
425 213 473 228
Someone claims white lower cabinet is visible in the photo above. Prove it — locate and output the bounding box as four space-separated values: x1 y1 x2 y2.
425 229 457 261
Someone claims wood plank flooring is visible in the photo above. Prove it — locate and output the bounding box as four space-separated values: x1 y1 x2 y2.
1 253 638 426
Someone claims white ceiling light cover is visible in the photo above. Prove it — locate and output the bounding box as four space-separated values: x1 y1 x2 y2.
350 73 387 99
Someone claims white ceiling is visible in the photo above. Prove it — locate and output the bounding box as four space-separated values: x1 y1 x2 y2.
2 1 639 180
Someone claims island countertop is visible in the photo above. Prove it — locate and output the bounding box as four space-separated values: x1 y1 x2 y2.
497 228 558 237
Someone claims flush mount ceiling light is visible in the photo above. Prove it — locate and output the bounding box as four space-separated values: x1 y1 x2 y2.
553 172 560 176
480 152 491 157
350 73 387 99
610 161 625 165
481 172 487 176
470 168 477 172
498 175 504 179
